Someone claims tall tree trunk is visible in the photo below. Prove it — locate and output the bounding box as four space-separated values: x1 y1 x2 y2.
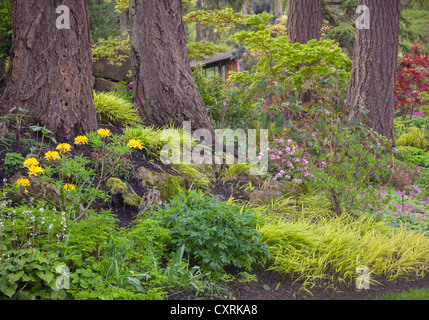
287 0 322 44
120 9 130 40
346 0 401 141
195 0 203 42
287 0 322 103
272 0 283 20
243 0 248 15
129 0 212 132
0 0 97 140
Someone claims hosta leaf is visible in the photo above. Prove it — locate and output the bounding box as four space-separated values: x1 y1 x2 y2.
0 278 17 298
7 271 24 283
35 271 55 284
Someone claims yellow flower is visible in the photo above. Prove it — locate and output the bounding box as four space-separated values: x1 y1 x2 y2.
28 166 44 176
97 128 111 137
127 139 143 150
64 184 76 191
23 158 39 168
74 135 89 145
16 178 31 188
56 143 71 153
45 151 60 160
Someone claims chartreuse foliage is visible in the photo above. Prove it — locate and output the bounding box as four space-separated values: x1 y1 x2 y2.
396 126 429 150
259 212 429 291
229 16 352 98
93 91 142 126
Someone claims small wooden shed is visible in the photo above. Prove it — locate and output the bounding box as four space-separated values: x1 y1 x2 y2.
190 52 240 81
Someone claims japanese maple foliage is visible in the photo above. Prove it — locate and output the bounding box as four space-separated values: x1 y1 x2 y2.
395 46 429 116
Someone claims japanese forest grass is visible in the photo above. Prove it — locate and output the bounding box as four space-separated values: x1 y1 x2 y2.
94 91 142 126
255 194 429 290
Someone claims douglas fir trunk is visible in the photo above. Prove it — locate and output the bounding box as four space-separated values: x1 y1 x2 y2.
287 0 322 103
129 0 212 132
0 0 98 140
346 0 401 141
287 0 322 44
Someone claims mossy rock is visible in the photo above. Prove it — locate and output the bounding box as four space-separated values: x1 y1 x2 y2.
249 189 283 204
106 177 141 209
123 193 142 209
106 178 128 194
134 167 167 188
157 175 186 201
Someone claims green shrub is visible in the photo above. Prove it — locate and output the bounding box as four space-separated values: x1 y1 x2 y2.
3 152 25 175
303 109 394 215
0 249 66 300
94 91 142 126
194 71 259 129
152 190 270 273
396 126 429 150
395 145 429 168
63 210 118 266
124 218 171 271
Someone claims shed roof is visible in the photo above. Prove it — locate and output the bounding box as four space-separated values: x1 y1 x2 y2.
190 51 236 68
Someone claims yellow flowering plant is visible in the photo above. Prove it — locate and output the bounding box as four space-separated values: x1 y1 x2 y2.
16 178 31 193
45 151 60 160
74 135 89 145
127 139 143 150
4 128 135 221
28 166 44 176
63 184 76 191
97 128 111 138
24 157 39 168
16 178 31 187
84 130 134 183
56 143 71 154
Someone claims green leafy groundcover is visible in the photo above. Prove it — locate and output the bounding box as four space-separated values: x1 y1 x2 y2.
395 145 429 168
149 190 271 272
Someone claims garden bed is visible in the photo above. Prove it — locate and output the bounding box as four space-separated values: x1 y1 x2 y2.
1 120 429 301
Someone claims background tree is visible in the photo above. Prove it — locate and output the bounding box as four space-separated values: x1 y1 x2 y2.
0 0 98 140
87 0 121 42
287 0 322 44
129 0 213 131
346 0 401 141
287 0 322 103
195 0 203 42
0 0 11 88
323 0 429 57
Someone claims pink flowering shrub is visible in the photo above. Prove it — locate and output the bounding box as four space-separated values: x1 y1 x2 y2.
266 136 313 184
354 184 429 235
